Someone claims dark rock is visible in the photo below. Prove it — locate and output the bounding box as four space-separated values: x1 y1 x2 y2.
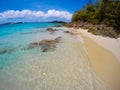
39 37 62 52
64 31 71 34
28 37 62 52
42 44 56 52
46 28 57 33
28 42 39 49
39 40 57 52
7 48 16 53
39 40 57 45
55 37 62 43
0 49 7 55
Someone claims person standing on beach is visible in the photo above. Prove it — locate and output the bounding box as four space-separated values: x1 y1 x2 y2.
73 23 77 29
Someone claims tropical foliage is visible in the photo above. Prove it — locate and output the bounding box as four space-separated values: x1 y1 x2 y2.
72 0 120 31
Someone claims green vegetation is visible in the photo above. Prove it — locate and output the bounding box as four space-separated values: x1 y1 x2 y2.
71 0 120 38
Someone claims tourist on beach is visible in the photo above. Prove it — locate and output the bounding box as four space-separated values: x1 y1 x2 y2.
73 23 77 29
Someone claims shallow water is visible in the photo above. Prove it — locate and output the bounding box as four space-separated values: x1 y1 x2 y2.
0 23 108 90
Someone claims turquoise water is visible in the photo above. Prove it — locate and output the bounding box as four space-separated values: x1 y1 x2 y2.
0 22 64 90
0 22 61 48
0 22 61 69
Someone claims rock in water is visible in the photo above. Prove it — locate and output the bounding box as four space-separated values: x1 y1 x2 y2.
28 42 39 49
39 39 58 52
46 28 58 34
64 31 71 34
55 37 62 43
42 44 56 52
28 37 62 52
39 37 62 52
0 49 7 55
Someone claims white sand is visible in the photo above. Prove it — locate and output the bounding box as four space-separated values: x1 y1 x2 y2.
71 28 120 89
75 28 120 61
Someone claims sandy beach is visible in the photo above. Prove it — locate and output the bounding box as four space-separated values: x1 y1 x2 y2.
72 28 120 90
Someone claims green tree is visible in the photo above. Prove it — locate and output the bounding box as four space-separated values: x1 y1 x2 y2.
72 0 120 30
72 10 87 22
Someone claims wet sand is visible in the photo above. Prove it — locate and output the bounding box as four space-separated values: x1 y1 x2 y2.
77 29 120 61
73 29 120 90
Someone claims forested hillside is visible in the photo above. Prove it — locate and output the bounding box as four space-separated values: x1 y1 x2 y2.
71 0 120 38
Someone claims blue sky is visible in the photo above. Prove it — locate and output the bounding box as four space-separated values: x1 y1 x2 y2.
0 0 95 22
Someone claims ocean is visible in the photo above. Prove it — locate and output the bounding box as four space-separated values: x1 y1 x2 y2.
0 22 107 90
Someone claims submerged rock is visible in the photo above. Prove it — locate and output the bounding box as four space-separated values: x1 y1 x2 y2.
0 47 25 55
41 44 56 52
39 40 57 45
28 37 62 52
39 39 58 52
64 31 71 34
0 49 7 55
40 37 62 52
46 28 58 33
39 37 62 45
28 42 39 49
7 48 15 53
55 37 62 43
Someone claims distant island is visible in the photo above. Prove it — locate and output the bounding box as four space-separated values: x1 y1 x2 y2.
49 21 67 23
0 21 67 26
0 22 25 26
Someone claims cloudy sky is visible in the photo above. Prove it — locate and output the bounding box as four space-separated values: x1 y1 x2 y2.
0 0 92 23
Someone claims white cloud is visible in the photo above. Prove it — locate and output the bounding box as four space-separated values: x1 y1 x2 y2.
0 9 72 20
45 10 72 20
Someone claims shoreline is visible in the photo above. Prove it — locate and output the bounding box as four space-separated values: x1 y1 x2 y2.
72 28 120 89
0 26 108 90
75 28 120 61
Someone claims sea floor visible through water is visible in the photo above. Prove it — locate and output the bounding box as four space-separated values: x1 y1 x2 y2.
0 23 108 90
